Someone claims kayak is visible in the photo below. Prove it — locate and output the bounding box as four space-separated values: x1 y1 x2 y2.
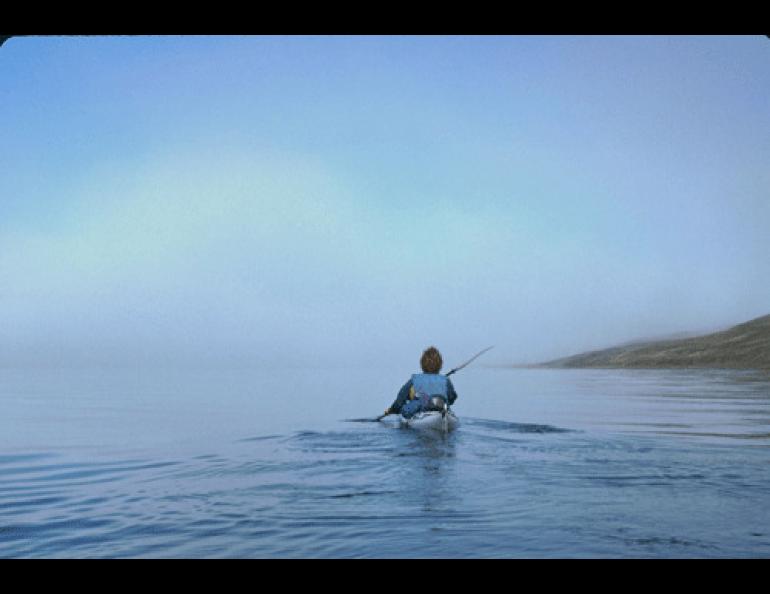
401 409 459 433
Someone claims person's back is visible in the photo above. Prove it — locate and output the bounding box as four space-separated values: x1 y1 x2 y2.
384 346 458 419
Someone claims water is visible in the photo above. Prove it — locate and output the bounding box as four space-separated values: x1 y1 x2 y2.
1 366 769 558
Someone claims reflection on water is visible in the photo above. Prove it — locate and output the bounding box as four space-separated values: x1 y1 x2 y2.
1 367 769 557
587 370 770 443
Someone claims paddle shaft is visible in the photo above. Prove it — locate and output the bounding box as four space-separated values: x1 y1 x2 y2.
444 345 494 377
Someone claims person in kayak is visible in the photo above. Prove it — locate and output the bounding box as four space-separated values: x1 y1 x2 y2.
384 346 459 419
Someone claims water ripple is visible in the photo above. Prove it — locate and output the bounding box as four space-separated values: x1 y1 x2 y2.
2 368 770 557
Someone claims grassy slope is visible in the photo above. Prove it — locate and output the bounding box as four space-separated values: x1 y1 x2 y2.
543 314 770 370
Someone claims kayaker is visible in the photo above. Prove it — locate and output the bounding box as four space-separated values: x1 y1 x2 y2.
384 346 459 418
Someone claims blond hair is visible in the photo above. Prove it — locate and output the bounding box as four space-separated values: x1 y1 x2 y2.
420 347 443 374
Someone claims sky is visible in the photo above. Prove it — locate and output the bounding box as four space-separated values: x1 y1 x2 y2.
1 35 769 369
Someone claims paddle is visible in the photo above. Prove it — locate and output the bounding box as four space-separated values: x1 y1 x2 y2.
444 345 495 378
355 346 495 423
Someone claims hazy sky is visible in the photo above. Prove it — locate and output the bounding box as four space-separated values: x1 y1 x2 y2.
1 35 769 369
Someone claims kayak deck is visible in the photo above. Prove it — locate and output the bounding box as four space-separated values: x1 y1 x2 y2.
401 410 459 433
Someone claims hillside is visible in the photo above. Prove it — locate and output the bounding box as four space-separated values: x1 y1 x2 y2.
543 314 770 370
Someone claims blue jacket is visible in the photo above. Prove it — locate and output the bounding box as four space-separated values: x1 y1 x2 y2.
388 373 458 414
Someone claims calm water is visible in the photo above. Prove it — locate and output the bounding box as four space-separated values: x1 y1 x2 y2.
1 366 769 558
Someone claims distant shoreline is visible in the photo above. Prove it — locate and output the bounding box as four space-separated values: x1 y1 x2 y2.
531 313 770 371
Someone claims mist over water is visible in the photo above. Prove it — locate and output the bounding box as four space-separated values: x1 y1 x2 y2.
1 36 769 370
1 36 769 557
